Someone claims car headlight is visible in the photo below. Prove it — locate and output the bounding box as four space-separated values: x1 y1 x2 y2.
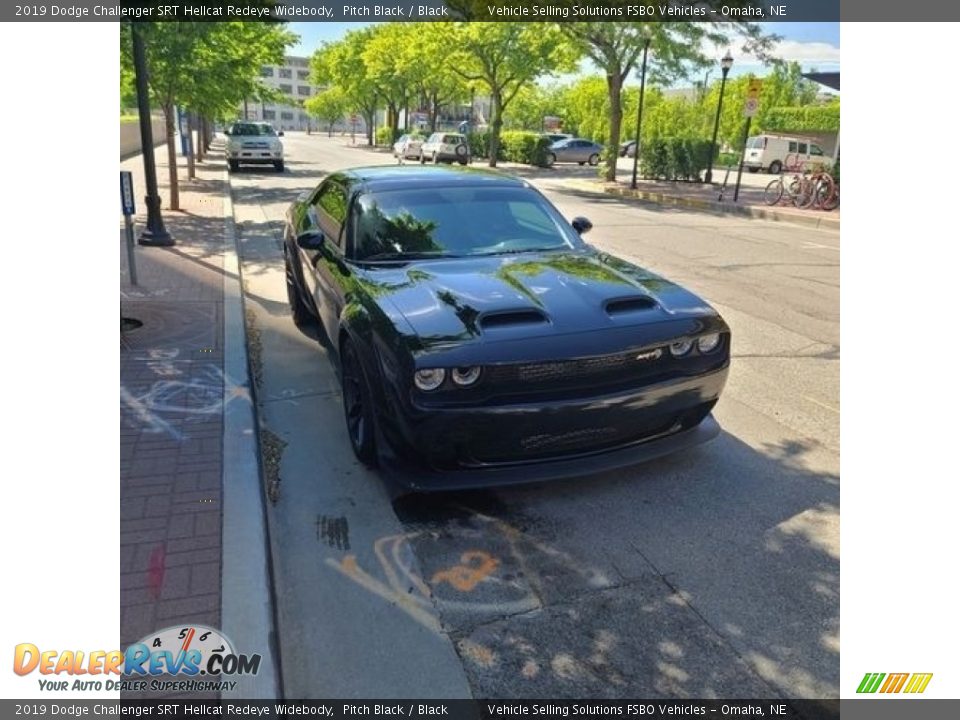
414 368 446 391
451 366 482 386
669 339 694 357
698 333 721 353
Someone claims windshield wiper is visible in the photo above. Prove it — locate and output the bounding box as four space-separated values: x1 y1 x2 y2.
470 247 565 257
360 251 462 262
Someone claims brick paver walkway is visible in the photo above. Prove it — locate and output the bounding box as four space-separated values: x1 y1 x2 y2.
119 141 228 698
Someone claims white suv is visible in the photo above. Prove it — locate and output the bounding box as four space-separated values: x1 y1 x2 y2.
225 122 284 172
419 132 470 166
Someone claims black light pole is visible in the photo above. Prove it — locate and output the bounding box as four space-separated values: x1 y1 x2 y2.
132 23 173 246
629 34 652 190
705 51 733 185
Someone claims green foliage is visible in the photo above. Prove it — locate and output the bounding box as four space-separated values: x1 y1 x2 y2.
762 104 841 133
305 87 348 132
446 22 578 166
640 138 714 181
466 130 495 159
499 131 553 166
376 126 403 145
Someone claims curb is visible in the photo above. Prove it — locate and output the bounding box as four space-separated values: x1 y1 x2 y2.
556 179 840 230
219 163 281 700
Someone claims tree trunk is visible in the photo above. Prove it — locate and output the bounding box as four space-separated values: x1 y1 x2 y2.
196 116 204 163
487 92 503 168
163 103 180 211
605 73 623 182
429 92 438 132
186 113 196 179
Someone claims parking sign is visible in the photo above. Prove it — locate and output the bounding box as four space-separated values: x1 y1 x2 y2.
120 171 135 216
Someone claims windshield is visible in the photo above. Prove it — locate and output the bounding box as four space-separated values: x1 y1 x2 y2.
230 123 276 137
746 136 766 149
352 186 582 261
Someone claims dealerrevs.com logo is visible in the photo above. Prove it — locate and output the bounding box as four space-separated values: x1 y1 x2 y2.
856 672 934 694
13 625 260 693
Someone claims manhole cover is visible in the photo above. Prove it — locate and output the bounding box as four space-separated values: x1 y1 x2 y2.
119 301 218 350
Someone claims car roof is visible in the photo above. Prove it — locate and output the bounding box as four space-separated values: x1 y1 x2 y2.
335 166 529 193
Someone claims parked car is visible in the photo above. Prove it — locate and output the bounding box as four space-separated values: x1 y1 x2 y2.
393 133 426 162
545 138 603 167
620 140 637 158
225 121 284 172
282 166 730 491
742 134 831 174
419 132 470 165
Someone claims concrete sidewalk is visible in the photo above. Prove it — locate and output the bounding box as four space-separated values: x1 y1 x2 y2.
119 142 276 699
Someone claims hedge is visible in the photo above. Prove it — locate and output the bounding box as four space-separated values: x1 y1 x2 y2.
466 130 552 166
639 138 715 181
763 105 840 133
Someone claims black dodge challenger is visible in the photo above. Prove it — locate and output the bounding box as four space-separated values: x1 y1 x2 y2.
283 166 730 491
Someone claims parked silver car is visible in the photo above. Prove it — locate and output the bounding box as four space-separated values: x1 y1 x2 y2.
419 132 470 165
393 133 426 162
545 138 603 167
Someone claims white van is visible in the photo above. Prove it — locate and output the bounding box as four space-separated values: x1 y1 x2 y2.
743 135 832 174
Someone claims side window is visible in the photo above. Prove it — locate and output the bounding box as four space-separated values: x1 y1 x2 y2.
811 144 824 156
788 141 798 153
798 142 808 154
314 183 348 250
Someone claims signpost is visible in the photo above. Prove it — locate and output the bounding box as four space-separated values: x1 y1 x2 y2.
733 79 763 202
120 171 138 286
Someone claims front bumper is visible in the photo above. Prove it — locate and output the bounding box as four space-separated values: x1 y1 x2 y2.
227 149 282 163
377 366 728 492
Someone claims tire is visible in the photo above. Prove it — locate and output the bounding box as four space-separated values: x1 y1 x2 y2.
228 160 239 172
545 153 556 167
588 153 600 166
284 246 314 326
768 160 782 175
821 186 839 211
274 161 284 172
340 340 378 467
419 151 426 165
748 167 759 173
763 179 784 206
458 158 468 166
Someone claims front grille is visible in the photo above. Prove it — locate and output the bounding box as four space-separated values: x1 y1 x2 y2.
486 347 667 390
241 141 270 149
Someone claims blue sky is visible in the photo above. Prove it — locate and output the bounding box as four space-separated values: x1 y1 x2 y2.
288 21 840 82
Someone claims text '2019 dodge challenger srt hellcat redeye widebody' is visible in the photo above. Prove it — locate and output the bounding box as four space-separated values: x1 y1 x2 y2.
283 166 730 491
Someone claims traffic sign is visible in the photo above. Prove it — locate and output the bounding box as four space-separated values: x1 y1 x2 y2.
743 78 763 118
120 171 136 216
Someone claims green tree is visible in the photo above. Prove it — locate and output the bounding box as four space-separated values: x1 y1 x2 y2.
121 20 294 208
305 88 348 136
560 18 774 181
310 30 379 145
446 22 577 166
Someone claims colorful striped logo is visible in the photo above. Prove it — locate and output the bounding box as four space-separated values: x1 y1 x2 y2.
857 672 933 694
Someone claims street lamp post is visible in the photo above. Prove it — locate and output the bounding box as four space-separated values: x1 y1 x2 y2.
705 51 734 185
132 22 173 246
629 33 652 190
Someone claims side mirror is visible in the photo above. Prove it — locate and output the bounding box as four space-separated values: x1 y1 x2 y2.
296 230 325 250
572 216 593 235
278 131 285 137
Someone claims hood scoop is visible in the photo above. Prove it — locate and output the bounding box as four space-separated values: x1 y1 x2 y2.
604 296 658 316
479 309 549 331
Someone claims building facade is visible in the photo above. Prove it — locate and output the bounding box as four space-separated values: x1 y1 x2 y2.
243 56 318 131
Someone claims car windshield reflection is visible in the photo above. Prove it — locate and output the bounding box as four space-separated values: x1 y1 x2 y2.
353 187 581 262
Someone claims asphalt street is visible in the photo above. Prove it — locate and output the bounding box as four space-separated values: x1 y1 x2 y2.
229 133 839 700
